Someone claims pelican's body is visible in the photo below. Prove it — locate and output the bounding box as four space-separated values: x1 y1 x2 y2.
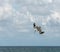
33 23 44 34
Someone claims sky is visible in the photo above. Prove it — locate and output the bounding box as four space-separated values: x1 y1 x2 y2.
0 0 60 46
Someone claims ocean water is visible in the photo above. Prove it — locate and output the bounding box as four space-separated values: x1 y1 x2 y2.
0 46 60 52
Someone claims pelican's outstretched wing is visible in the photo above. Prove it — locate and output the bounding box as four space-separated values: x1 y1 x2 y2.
33 23 36 28
40 31 44 34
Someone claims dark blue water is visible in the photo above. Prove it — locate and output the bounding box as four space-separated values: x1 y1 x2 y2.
0 46 60 52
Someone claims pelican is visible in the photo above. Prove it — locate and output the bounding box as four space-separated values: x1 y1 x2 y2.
33 23 44 34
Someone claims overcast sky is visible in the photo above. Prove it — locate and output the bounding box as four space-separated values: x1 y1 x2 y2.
0 0 60 46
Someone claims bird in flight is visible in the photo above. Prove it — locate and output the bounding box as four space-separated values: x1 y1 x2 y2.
33 23 44 34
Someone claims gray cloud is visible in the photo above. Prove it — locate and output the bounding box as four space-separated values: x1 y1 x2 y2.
0 0 60 41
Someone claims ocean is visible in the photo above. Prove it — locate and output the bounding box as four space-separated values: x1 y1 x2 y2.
0 46 60 52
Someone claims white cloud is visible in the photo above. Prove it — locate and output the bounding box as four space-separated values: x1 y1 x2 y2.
0 7 3 13
0 4 13 20
42 16 51 25
48 0 53 3
0 5 30 33
0 27 4 31
41 11 60 26
47 0 53 3
4 4 12 13
43 0 53 3
51 11 60 23
17 29 30 32
0 7 4 17
0 0 59 33
12 12 31 32
26 11 35 22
